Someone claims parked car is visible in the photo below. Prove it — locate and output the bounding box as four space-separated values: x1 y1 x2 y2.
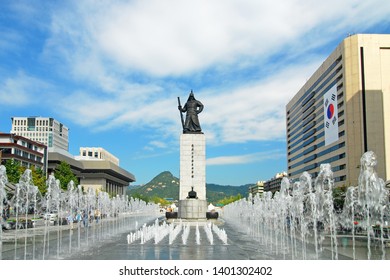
42 213 58 222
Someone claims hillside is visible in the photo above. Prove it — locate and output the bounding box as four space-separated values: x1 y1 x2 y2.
127 171 250 204
206 183 250 203
128 171 180 199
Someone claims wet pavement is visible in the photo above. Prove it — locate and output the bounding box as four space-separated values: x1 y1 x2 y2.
2 214 388 260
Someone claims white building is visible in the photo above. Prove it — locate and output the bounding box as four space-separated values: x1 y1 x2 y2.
76 147 120 166
11 117 69 151
249 181 265 197
48 150 135 196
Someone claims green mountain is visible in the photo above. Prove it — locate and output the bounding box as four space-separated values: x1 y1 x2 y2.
206 183 250 203
127 171 250 204
128 171 180 199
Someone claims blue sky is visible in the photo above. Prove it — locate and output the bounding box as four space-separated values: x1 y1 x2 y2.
1 1 390 186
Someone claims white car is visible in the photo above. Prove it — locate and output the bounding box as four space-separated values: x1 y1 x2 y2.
43 213 58 221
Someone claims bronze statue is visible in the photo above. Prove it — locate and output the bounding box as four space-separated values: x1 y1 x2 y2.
178 90 204 133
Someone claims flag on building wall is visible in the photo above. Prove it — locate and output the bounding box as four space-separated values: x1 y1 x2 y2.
324 85 339 146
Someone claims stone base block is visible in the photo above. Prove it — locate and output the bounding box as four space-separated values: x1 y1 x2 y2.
165 212 178 219
178 199 207 219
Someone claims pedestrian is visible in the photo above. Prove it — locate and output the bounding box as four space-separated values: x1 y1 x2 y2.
76 211 82 226
82 210 88 227
94 209 101 223
67 213 74 229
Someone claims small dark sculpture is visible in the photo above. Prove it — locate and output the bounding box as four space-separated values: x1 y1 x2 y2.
165 211 178 219
187 187 198 199
178 90 204 133
206 211 219 219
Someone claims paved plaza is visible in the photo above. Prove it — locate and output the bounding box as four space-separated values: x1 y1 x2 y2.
2 215 389 260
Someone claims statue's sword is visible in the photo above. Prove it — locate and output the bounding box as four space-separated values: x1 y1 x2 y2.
177 97 185 130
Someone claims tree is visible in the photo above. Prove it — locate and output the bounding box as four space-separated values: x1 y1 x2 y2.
54 161 79 191
216 194 242 206
30 166 47 195
4 159 23 183
150 196 170 206
4 160 48 196
333 185 347 212
130 193 150 203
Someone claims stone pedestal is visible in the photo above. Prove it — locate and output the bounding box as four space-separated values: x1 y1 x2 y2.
178 199 207 219
178 133 207 219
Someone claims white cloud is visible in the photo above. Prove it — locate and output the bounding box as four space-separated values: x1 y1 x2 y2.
97 95 179 131
83 1 318 75
45 0 390 77
9 0 389 147
207 150 285 166
143 140 169 152
201 60 323 144
3 0 390 186
0 71 52 106
55 77 165 125
58 91 126 126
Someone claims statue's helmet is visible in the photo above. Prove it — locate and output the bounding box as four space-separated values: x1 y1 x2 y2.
188 90 195 100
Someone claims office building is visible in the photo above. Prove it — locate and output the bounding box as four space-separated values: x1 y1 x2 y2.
11 117 69 151
0 133 47 172
264 172 288 194
249 181 265 197
286 34 390 187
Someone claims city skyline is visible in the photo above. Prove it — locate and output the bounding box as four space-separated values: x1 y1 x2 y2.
1 1 390 185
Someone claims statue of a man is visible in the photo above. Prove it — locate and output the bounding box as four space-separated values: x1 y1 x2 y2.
178 90 204 133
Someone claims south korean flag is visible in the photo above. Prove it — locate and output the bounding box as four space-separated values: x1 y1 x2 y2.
324 85 339 146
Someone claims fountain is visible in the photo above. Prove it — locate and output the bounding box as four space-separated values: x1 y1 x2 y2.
126 218 229 248
340 151 389 259
5 169 42 259
212 223 228 245
169 220 183 244
0 165 8 260
223 151 390 260
1 151 389 260
181 223 190 245
195 223 201 245
66 151 389 260
0 166 160 260
203 222 214 245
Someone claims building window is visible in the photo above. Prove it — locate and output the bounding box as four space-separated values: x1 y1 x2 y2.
2 148 12 154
